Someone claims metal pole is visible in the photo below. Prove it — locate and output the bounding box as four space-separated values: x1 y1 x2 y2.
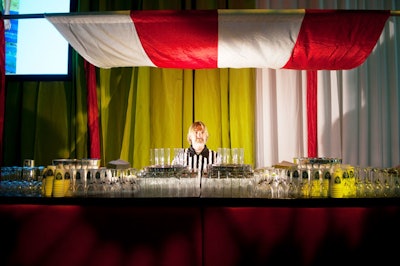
1 9 400 20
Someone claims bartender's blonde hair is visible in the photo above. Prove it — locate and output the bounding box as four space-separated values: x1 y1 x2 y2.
187 121 209 144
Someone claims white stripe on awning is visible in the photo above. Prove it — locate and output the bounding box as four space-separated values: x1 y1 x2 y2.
46 12 155 68
217 9 304 68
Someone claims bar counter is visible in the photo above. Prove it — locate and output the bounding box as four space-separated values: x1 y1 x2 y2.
2 195 400 207
1 195 400 266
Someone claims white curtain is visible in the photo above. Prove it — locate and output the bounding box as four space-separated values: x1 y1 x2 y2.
255 0 400 168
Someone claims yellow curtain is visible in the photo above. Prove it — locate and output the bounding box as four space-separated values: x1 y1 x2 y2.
98 67 255 170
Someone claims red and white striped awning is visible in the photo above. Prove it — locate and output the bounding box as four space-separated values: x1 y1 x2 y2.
46 9 390 70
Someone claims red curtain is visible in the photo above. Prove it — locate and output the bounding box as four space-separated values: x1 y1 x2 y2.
84 60 101 159
307 70 317 157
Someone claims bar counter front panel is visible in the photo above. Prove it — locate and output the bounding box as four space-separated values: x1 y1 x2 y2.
1 197 400 266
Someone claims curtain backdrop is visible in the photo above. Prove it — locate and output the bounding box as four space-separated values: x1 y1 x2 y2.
97 67 255 169
255 0 400 168
2 0 399 170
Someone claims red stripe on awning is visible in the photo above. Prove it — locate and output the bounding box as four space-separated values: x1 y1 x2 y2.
130 10 218 69
283 9 390 70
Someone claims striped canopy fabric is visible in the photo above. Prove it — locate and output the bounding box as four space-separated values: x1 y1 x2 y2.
43 9 390 160
46 9 390 70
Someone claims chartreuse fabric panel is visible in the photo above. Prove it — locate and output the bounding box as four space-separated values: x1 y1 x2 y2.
98 67 255 170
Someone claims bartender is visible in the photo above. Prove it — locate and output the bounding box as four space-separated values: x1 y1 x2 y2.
183 121 219 173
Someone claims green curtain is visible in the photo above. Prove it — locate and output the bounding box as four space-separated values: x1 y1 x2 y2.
2 0 256 169
3 53 88 166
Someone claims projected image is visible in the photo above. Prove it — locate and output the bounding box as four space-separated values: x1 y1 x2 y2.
3 0 18 73
2 0 71 77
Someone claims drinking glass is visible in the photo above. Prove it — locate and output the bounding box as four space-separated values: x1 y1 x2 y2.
156 148 162 165
172 148 185 166
287 168 300 199
371 167 383 197
381 168 394 197
150 149 155 165
363 167 375 198
238 148 244 164
164 148 171 166
231 148 244 164
239 174 254 198
217 148 231 164
74 168 87 197
253 167 273 198
231 148 239 164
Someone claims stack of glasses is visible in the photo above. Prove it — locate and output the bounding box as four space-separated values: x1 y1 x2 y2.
2 155 400 199
254 158 344 199
201 164 254 198
136 165 200 197
253 158 400 199
0 165 44 197
200 148 254 198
